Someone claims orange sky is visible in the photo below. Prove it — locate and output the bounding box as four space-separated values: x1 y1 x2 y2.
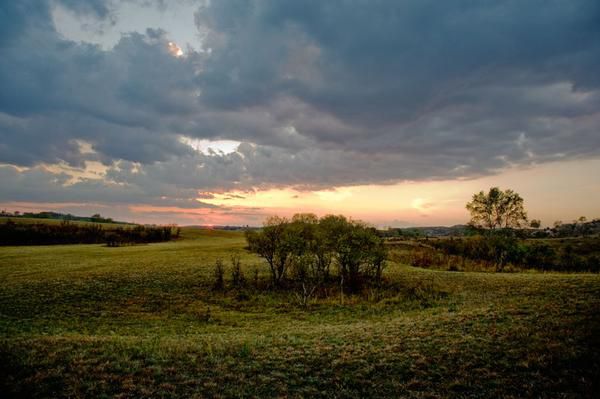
3 157 599 227
115 157 600 227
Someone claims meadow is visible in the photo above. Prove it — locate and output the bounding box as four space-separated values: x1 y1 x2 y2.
1 228 599 397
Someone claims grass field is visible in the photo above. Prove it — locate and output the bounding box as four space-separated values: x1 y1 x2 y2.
1 228 599 397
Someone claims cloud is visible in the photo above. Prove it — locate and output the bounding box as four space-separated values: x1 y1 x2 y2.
194 0 600 151
0 163 215 209
1 0 600 210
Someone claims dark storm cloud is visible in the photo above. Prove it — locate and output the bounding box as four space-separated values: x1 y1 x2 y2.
196 0 600 137
1 0 600 206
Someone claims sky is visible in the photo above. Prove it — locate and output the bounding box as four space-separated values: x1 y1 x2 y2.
1 0 599 227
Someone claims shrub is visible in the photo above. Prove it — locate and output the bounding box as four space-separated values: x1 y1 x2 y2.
586 254 600 273
213 258 225 290
105 233 122 247
230 254 245 288
410 248 435 268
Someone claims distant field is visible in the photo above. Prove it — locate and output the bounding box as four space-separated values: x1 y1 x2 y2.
1 229 599 397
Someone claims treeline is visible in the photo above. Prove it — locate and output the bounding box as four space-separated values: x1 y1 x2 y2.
0 211 127 224
380 225 470 238
0 220 177 246
380 219 600 239
393 232 600 273
541 218 600 238
245 214 386 304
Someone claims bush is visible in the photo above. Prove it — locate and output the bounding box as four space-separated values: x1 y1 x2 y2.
230 254 245 288
213 258 225 290
410 248 435 268
586 254 600 273
105 233 122 247
405 277 448 305
523 243 556 270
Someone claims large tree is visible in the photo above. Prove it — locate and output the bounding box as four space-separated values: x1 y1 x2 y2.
466 187 528 229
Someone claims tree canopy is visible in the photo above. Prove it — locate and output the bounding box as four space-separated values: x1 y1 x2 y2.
466 187 528 230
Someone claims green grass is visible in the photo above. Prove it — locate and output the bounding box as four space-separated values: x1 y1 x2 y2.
1 228 599 397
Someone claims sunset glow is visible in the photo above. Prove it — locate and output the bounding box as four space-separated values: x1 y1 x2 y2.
167 41 184 57
168 158 600 227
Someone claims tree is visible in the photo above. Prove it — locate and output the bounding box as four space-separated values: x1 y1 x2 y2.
574 216 589 236
245 216 292 286
466 187 528 230
529 219 541 229
289 252 323 307
318 216 386 292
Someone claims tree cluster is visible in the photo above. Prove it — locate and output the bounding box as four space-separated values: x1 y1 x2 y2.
419 233 600 273
245 214 387 301
104 225 176 247
546 217 600 237
432 232 525 272
0 220 175 246
0 211 121 224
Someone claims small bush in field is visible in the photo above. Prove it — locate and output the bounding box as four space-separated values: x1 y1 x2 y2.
411 248 434 268
213 258 225 290
230 253 245 288
587 254 600 273
105 232 122 247
405 277 448 306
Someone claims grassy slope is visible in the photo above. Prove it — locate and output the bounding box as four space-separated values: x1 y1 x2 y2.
1 228 599 398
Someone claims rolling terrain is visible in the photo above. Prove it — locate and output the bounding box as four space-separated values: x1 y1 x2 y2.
1 228 599 397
